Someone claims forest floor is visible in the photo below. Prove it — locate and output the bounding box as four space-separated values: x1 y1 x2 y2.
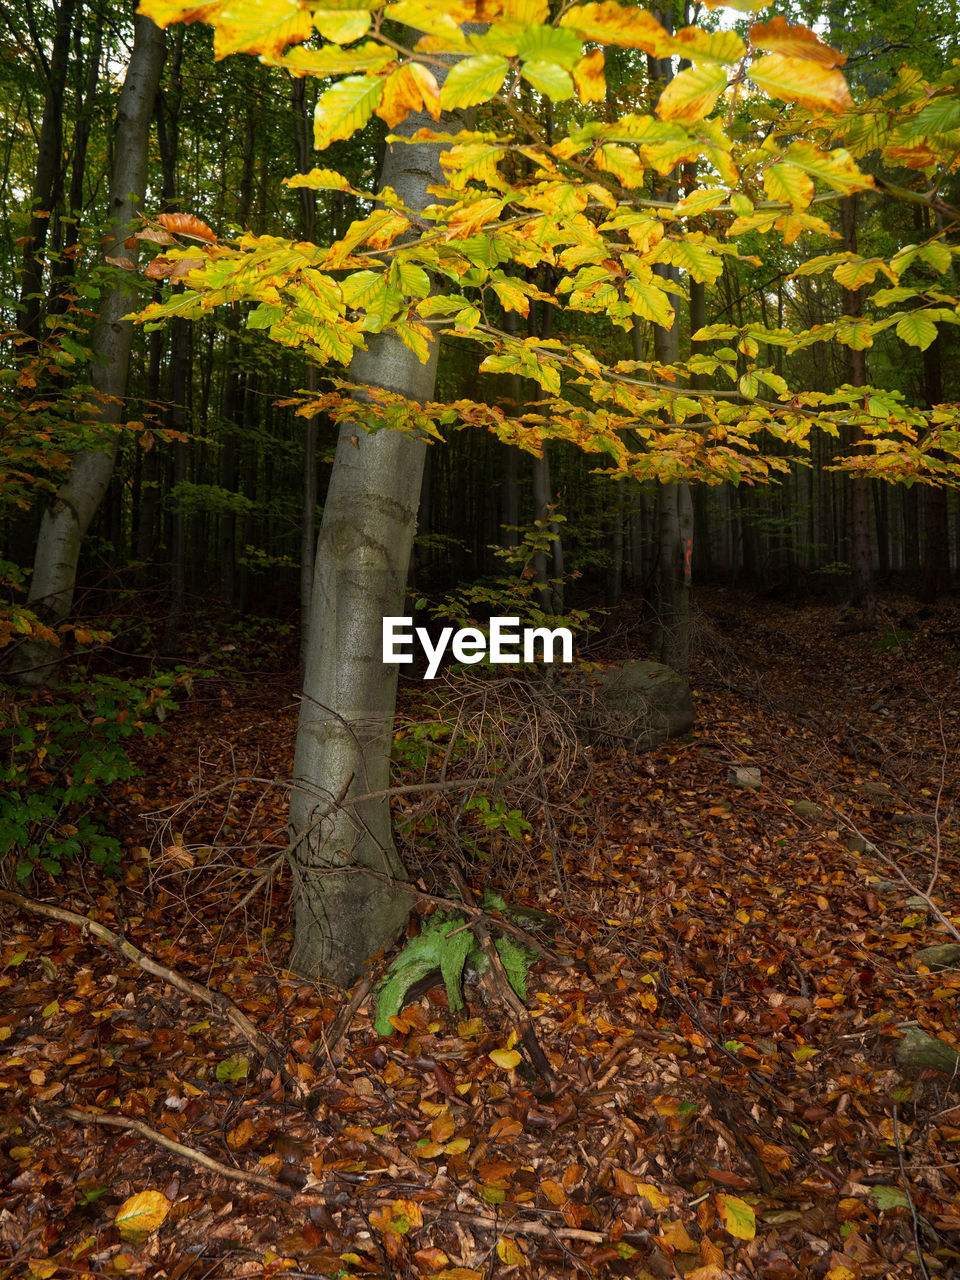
2 591 960 1280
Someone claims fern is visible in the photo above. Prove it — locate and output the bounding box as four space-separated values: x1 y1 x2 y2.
374 910 535 1036
374 915 473 1035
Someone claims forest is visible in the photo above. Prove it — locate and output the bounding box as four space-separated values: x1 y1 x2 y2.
2 0 960 1275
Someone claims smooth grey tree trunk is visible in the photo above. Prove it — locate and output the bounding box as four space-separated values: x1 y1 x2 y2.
288 71 471 985
293 75 320 663
20 0 77 341
16 13 165 684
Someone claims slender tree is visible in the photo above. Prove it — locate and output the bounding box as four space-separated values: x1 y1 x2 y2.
16 13 165 683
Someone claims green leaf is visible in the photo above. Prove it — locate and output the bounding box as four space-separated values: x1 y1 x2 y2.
514 25 582 68
896 313 938 351
439 54 509 109
870 1185 911 1211
313 75 385 150
215 1054 249 1082
521 60 575 101
375 915 472 1035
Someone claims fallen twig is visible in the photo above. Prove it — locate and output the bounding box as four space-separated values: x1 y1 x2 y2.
450 869 558 1089
0 890 299 1093
60 1107 292 1197
317 977 372 1071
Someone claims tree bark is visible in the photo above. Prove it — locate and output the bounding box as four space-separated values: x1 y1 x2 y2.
293 75 321 662
16 14 165 684
647 13 692 674
839 195 873 609
20 0 77 341
288 64 471 985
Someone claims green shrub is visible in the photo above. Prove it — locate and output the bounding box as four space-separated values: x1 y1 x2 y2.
0 671 191 880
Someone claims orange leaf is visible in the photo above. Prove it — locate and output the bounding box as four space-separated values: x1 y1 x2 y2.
750 16 845 67
156 212 217 241
488 1117 523 1139
658 1219 698 1252
573 49 606 104
377 64 437 128
541 1179 567 1206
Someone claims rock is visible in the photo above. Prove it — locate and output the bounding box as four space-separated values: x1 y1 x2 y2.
910 944 960 973
846 835 878 855
728 766 762 789
894 1027 960 1078
576 661 695 751
792 800 824 819
869 879 899 894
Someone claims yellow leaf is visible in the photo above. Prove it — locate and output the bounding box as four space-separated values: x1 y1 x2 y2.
285 168 355 192
312 8 372 42
378 64 439 127
541 1179 567 1205
213 0 313 60
762 162 813 210
489 1048 522 1069
750 16 845 67
666 27 745 64
491 278 530 316
115 1190 171 1242
409 61 442 118
559 2 668 54
444 1137 471 1154
28 1262 57 1280
314 76 385 149
634 1181 671 1208
749 54 852 114
497 1237 527 1267
280 41 396 77
573 49 606 104
503 0 549 19
595 143 645 188
715 1192 756 1240
657 63 727 123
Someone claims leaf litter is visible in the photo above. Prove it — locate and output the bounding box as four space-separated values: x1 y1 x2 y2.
1 593 959 1280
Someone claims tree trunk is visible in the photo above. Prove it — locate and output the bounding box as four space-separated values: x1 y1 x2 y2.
293 75 320 662
20 0 77 340
839 195 873 609
16 14 165 684
647 15 692 673
288 64 471 986
920 333 949 601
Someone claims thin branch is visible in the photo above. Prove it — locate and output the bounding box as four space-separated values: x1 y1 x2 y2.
59 1108 292 1197
0 891 296 1087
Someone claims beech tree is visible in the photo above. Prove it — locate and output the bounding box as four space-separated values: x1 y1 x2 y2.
16 12 165 684
135 0 960 983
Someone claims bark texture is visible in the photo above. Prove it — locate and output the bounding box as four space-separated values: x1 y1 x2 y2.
17 14 165 684
288 82 468 985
